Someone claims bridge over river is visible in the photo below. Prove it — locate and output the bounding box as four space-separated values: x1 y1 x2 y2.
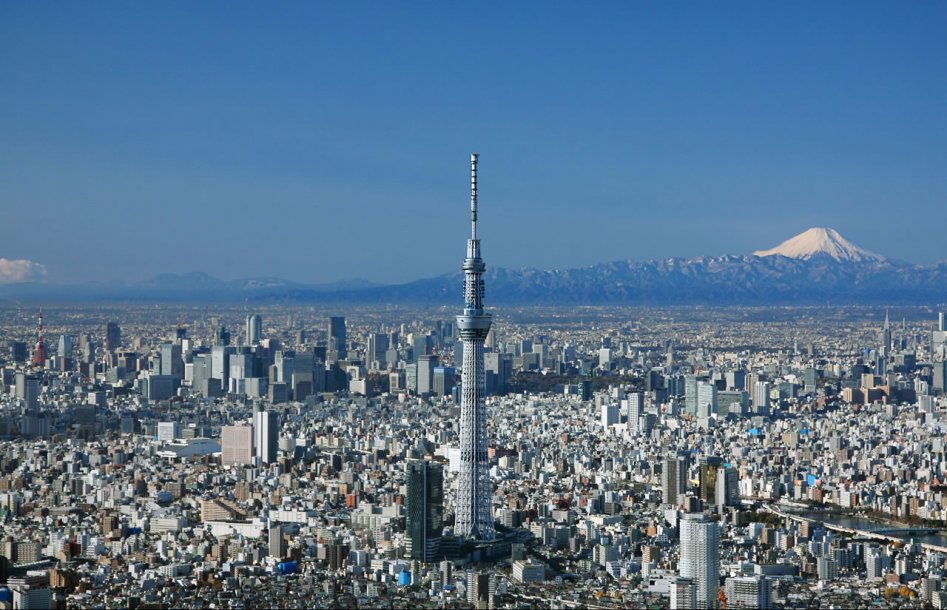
765 504 947 552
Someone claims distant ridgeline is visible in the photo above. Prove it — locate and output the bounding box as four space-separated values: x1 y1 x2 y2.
2 229 945 305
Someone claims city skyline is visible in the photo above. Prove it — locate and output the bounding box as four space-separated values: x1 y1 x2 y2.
3 2 947 286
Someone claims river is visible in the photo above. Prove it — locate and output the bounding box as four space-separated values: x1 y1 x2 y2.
795 510 947 549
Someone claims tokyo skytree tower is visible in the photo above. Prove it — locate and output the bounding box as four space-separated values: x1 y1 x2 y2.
454 153 494 541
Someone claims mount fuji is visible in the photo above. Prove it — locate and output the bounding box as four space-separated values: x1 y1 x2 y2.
753 227 887 263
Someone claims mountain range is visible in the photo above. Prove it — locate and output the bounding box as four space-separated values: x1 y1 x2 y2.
2 228 946 305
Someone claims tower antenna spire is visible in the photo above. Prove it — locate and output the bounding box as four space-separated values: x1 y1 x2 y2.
470 153 478 241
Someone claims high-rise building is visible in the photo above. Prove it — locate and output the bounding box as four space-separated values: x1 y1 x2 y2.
253 407 279 465
753 380 771 414
684 375 699 414
8 340 28 363
715 466 740 508
105 322 121 351
246 314 263 346
662 454 687 506
268 524 285 559
159 343 184 378
328 317 346 359
679 513 720 610
406 460 443 563
221 425 253 466
417 355 438 396
817 556 838 581
15 373 41 412
455 154 494 542
432 366 455 397
698 456 723 506
57 334 73 360
695 381 717 418
626 391 644 432
367 332 389 368
881 309 892 353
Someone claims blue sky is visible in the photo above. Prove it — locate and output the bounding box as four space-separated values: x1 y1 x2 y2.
2 2 946 284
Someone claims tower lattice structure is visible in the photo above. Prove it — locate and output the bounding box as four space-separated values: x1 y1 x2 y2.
455 153 495 541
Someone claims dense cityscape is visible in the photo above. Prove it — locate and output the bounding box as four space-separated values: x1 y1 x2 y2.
0 157 945 609
4 5 946 608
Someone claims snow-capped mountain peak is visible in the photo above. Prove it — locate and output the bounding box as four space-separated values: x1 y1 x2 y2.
753 227 886 263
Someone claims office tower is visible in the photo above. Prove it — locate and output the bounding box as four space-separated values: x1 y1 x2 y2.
254 406 279 464
881 309 892 353
221 425 253 466
105 322 121 351
626 391 644 432
366 332 389 368
698 456 723 506
455 154 494 542
268 524 285 559
8 340 27 363
211 346 234 386
406 460 443 562
159 343 184 378
817 556 838 581
328 317 346 358
246 314 262 346
940 312 946 332
715 466 739 508
417 355 438 395
15 373 41 412
753 380 771 414
934 361 947 395
695 381 717 418
679 513 720 609
684 375 699 414
601 403 619 428
57 335 72 359
662 454 687 506
432 366 455 397
725 370 746 391
215 325 231 347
